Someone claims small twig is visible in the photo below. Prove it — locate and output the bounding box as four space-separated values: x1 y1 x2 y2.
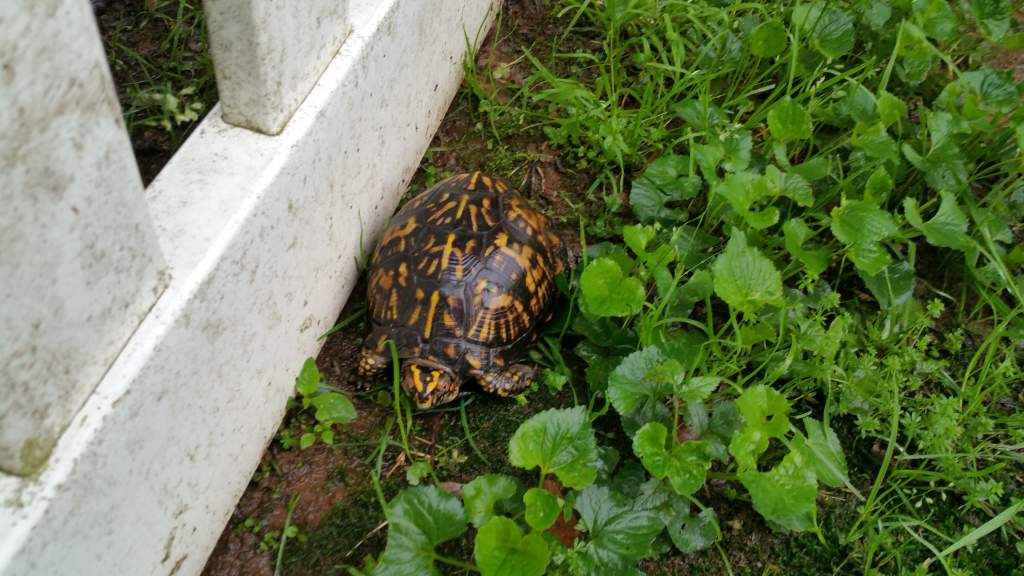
344 520 389 559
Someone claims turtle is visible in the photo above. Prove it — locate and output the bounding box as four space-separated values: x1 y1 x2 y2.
356 171 576 409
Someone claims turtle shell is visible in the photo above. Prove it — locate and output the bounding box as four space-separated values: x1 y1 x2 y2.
365 172 567 376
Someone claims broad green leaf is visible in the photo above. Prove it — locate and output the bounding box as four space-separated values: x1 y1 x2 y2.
376 486 468 576
914 0 958 42
739 450 818 532
608 346 674 417
877 90 907 127
509 406 599 490
789 157 831 181
959 68 1020 114
574 486 663 574
859 260 915 310
972 0 1012 40
474 516 550 576
795 418 850 489
729 385 792 469
666 506 719 554
580 258 645 317
674 99 727 131
750 19 788 57
792 2 856 59
674 225 719 268
296 357 321 396
633 422 672 478
523 488 560 531
678 377 720 404
310 392 356 424
855 0 891 30
830 199 898 275
405 461 432 486
843 82 877 124
631 155 701 223
783 218 830 278
768 98 813 141
693 142 725 183
463 474 518 527
586 242 635 276
767 165 814 207
715 172 779 230
299 432 316 450
898 22 938 84
904 190 971 250
673 269 714 317
712 228 784 314
851 122 899 163
623 225 676 269
903 142 969 192
634 423 713 497
707 401 743 461
665 440 713 496
722 131 753 172
864 166 894 203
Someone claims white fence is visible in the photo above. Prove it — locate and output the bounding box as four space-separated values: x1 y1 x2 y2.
0 0 497 573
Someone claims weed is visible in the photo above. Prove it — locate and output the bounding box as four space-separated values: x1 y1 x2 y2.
360 0 1024 574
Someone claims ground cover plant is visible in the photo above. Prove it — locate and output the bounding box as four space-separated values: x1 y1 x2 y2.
94 0 217 183
201 0 1023 575
349 1 1024 574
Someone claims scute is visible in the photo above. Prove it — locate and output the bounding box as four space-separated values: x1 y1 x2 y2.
366 172 564 376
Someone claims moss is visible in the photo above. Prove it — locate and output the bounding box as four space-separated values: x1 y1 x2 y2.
10 433 56 477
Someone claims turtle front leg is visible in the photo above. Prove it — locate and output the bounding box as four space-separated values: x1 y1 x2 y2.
475 364 536 397
356 346 389 388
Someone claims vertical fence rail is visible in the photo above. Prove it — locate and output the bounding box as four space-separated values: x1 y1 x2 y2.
0 0 167 476
203 0 351 135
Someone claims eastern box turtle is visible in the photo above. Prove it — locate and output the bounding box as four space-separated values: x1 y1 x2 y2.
357 172 576 408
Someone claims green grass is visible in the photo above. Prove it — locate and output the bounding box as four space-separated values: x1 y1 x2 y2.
98 0 217 177
350 1 1023 574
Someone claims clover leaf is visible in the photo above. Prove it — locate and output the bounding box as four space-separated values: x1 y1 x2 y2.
509 406 600 490
375 486 468 576
474 516 550 576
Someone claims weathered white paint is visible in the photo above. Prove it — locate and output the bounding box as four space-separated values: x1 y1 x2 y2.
0 0 497 573
0 0 167 476
204 0 351 135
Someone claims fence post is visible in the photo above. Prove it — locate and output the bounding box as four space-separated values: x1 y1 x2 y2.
203 0 351 135
0 0 168 476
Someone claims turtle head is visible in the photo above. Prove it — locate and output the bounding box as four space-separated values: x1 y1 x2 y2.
402 362 459 409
